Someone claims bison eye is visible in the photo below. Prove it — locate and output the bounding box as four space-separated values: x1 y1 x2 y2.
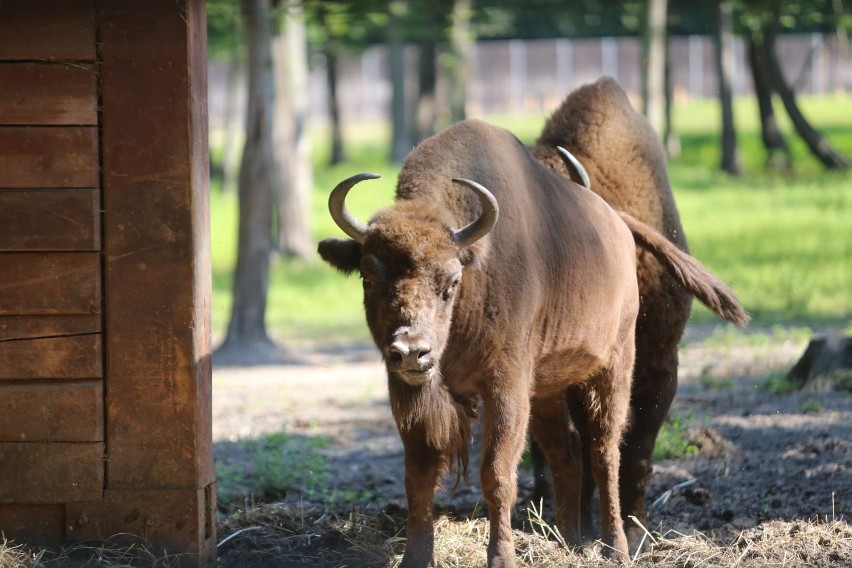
361 274 373 291
441 276 461 302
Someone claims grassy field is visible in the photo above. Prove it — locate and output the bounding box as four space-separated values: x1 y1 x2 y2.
211 95 851 344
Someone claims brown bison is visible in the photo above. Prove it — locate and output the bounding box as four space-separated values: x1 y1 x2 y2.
319 118 747 567
531 76 697 544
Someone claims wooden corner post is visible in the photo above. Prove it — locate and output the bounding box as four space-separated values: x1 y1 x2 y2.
0 0 215 564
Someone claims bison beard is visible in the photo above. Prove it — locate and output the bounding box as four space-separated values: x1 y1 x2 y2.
319 115 748 568
387 375 474 488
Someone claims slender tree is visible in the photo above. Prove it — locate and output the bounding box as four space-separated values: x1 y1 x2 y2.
389 0 411 162
642 0 668 137
409 0 450 144
829 0 848 93
216 0 281 362
326 48 347 164
273 1 313 258
314 2 347 164
444 0 473 124
663 35 681 157
208 0 244 194
414 21 439 142
760 2 848 169
713 0 743 175
745 27 791 169
222 54 245 194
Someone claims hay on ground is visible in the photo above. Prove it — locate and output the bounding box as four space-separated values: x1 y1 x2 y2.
216 503 851 567
2 506 848 567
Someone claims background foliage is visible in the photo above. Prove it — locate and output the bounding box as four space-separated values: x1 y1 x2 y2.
209 94 851 344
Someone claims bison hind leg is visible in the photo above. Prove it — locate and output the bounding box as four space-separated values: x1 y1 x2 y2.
581 360 633 560
564 388 598 542
619 353 679 552
529 394 584 548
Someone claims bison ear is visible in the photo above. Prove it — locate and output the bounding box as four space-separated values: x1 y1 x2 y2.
318 238 362 274
458 237 490 269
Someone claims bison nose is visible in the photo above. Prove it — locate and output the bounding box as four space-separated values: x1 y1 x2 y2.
388 340 432 371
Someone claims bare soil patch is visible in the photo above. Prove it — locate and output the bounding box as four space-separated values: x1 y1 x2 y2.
213 326 851 566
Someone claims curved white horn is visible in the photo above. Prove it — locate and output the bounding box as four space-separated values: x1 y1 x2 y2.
450 178 499 248
556 146 591 189
328 173 380 243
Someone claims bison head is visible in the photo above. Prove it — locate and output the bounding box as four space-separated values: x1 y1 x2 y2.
318 174 498 387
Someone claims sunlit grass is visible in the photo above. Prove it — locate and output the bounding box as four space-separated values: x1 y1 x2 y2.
211 94 851 342
677 175 848 323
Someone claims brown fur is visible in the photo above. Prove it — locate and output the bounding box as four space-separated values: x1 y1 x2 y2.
530 77 726 545
319 117 747 568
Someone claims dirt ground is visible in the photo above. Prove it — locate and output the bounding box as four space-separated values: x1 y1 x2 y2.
212 325 851 551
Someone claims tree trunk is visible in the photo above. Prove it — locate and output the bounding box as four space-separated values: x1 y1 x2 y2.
273 3 313 258
325 41 346 164
788 335 852 392
746 29 791 170
830 0 848 93
317 2 346 166
216 0 279 362
222 54 245 194
762 6 849 169
641 0 668 137
445 0 472 124
663 34 681 157
414 36 438 143
411 0 445 143
713 0 742 175
389 0 410 162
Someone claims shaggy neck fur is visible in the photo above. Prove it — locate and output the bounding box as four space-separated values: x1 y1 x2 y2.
387 372 473 487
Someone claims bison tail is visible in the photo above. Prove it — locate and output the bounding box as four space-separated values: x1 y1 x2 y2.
619 212 751 328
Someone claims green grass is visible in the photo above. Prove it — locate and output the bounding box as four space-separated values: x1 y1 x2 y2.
653 412 701 460
211 95 851 342
760 370 805 394
674 170 849 324
696 324 814 348
698 375 734 391
215 431 331 511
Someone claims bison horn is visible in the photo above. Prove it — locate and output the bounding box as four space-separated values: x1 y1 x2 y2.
450 178 500 248
328 172 379 243
556 146 591 189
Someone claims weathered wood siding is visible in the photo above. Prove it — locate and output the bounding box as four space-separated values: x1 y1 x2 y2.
0 1 214 565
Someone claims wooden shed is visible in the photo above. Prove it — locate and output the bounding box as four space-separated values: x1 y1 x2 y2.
0 1 215 564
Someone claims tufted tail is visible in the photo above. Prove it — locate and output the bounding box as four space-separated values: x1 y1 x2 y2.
619 212 751 327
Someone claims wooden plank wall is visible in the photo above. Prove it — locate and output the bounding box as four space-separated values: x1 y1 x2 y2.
0 1 214 565
0 1 104 519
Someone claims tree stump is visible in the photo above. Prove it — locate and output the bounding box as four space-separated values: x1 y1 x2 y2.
787 335 852 392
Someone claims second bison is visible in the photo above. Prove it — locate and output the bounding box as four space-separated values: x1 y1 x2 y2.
532 76 698 545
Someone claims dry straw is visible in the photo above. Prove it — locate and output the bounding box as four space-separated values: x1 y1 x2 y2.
2 503 849 567
214 501 851 567
0 534 181 568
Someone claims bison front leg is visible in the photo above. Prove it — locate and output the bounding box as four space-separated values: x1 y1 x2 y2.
398 428 442 568
480 389 530 568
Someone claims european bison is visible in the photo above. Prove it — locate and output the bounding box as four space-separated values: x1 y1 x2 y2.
532 76 697 544
319 118 748 567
